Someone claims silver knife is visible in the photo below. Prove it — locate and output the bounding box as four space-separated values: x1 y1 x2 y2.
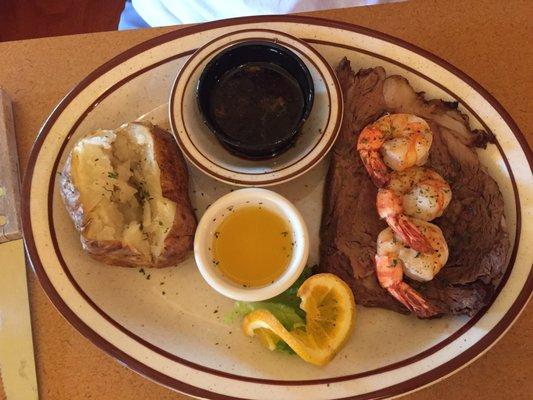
0 88 38 399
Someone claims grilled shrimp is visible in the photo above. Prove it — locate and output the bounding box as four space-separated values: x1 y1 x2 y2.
357 114 433 187
376 167 452 252
375 220 449 318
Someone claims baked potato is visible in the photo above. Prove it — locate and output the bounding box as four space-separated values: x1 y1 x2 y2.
60 121 197 268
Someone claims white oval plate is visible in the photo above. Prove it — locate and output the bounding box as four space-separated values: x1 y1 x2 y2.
169 29 342 186
23 16 532 400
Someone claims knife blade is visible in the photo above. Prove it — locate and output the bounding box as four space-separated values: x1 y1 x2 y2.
0 88 38 400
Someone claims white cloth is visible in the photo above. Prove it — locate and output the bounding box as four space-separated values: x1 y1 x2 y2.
132 0 389 26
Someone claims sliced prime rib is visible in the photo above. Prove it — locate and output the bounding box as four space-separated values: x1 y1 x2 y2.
318 58 509 317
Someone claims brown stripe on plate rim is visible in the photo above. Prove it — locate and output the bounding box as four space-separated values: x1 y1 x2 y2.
45 31 527 385
169 28 340 185
21 14 533 400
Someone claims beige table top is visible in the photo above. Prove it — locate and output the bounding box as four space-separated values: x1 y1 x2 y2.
0 0 531 399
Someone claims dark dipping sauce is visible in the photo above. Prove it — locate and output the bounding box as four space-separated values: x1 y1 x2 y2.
208 62 305 154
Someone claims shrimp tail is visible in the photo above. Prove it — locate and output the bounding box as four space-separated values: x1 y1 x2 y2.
360 150 390 187
387 215 435 254
387 282 439 318
375 255 438 318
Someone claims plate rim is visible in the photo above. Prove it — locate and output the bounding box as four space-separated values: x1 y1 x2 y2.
21 14 533 400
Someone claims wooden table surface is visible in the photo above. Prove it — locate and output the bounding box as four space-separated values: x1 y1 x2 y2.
0 0 531 398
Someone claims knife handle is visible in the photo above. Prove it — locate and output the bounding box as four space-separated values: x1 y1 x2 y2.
0 88 22 243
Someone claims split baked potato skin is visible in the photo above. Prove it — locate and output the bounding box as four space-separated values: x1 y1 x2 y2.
60 153 85 232
59 122 197 268
149 124 197 267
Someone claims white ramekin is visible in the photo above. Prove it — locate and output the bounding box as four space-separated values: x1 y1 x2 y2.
194 188 309 301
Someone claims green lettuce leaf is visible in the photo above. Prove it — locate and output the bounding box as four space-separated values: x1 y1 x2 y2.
275 340 296 355
225 267 314 353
